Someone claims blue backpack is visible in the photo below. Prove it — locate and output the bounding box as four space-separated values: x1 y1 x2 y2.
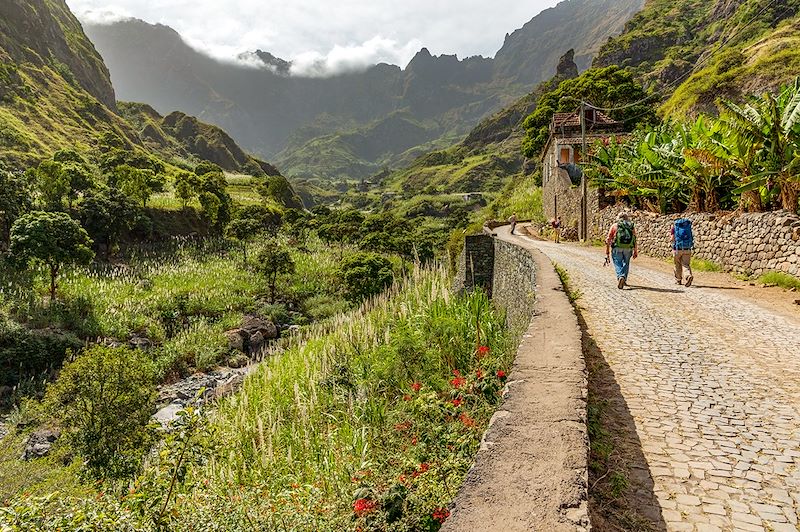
674 218 694 250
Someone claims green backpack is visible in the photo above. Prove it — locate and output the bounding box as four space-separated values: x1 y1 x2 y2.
615 220 635 249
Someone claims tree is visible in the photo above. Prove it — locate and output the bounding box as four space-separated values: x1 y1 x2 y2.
34 160 69 210
226 217 261 265
113 164 166 207
197 171 232 231
0 169 32 248
255 244 295 303
339 252 394 302
522 66 656 159
257 175 303 209
9 211 94 300
174 171 200 208
78 188 139 258
44 345 156 479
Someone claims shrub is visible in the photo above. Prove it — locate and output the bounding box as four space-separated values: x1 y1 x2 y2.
339 252 394 302
44 345 157 479
0 319 82 386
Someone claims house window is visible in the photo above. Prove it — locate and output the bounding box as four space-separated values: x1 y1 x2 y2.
559 147 571 164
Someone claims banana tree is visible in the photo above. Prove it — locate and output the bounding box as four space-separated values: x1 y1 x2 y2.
720 79 800 213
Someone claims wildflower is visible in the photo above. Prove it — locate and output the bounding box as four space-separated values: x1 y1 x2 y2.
450 398 463 407
403 394 412 401
477 345 490 358
475 369 484 380
459 412 476 428
433 508 450 523
418 462 430 473
394 421 412 432
450 376 466 388
496 370 507 380
411 382 422 392
353 498 377 516
398 474 406 483
291 483 300 489
411 436 418 445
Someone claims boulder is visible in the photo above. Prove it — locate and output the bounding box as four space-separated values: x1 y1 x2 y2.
21 428 60 460
129 336 153 350
224 329 248 353
241 315 278 340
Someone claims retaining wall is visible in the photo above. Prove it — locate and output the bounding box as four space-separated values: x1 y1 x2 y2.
591 208 800 278
455 234 537 331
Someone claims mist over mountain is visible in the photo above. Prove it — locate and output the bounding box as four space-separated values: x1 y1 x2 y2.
83 0 644 180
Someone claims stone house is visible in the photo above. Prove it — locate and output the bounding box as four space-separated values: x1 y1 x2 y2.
540 108 625 240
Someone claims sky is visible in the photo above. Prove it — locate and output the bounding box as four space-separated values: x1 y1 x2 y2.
66 0 562 76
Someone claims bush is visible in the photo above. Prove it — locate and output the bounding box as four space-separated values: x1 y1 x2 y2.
45 345 157 479
0 319 82 386
339 252 394 302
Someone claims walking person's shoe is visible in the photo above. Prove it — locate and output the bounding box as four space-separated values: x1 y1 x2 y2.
618 277 625 289
676 279 682 285
685 275 693 288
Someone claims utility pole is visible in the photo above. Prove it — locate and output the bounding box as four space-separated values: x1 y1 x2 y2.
580 101 588 241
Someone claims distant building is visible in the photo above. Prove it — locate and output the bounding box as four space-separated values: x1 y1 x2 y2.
462 192 484 203
541 108 625 240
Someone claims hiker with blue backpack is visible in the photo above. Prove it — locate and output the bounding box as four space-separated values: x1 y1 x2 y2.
672 217 694 287
605 211 638 289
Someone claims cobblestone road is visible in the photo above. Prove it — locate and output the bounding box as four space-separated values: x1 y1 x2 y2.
524 237 800 532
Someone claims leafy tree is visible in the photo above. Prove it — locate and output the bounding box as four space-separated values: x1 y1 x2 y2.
34 160 69 210
339 252 394 302
174 171 200 208
255 244 296 303
0 169 32 248
522 66 656 158
78 188 139 258
317 208 364 245
194 161 223 177
44 345 156 479
257 175 303 208
9 211 94 300
196 171 232 231
60 162 94 208
113 164 166 207
226 217 261 265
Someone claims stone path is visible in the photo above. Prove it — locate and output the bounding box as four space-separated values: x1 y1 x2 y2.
506 229 800 532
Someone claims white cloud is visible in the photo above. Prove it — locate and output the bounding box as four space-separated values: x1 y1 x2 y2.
66 0 562 75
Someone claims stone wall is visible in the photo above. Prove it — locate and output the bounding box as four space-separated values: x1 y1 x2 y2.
492 239 537 332
455 234 537 331
590 207 800 278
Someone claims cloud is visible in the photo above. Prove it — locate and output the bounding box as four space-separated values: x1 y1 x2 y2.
66 0 561 76
289 37 423 77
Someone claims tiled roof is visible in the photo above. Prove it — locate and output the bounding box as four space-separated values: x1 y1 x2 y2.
552 109 621 128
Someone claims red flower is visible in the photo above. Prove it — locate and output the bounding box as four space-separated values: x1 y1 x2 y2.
459 412 476 428
432 508 450 523
403 394 412 401
394 421 412 432
418 462 430 473
475 369 483 380
496 370 507 380
398 474 406 483
450 398 463 407
452 369 461 377
353 498 377 516
450 376 466 388
477 346 490 358
411 382 422 392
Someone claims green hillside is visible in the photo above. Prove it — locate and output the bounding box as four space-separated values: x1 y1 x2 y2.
594 0 800 115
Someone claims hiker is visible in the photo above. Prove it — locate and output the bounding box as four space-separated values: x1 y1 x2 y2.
509 213 518 235
553 216 562 243
605 211 638 289
672 217 694 287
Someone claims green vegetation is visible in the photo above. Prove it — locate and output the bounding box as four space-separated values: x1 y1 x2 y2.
45 345 157 480
585 79 800 214
1 267 514 531
691 258 723 273
521 66 656 159
758 271 800 290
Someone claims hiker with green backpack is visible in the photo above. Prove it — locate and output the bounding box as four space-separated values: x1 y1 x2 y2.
672 217 694 287
605 211 638 289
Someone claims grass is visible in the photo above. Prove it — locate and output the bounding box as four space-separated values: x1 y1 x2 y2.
691 258 723 272
758 271 800 290
485 175 545 225
1 265 515 530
